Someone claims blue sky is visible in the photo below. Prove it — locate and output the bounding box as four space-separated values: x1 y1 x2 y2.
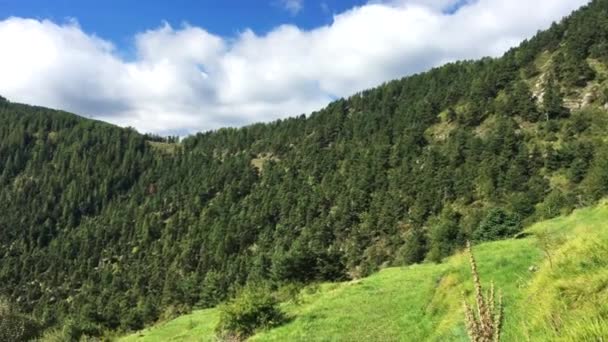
0 0 590 135
0 0 368 48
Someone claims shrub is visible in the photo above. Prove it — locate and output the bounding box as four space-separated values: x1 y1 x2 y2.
215 284 285 341
397 227 427 265
40 318 116 342
537 189 576 220
44 318 103 342
473 208 521 242
275 283 303 305
427 208 464 262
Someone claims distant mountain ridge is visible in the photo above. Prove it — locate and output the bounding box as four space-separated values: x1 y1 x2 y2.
1 0 608 338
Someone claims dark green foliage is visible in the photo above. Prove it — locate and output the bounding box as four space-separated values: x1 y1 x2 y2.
275 283 304 305
583 143 608 200
55 319 103 342
215 284 285 340
397 226 427 265
427 208 464 262
544 145 562 171
504 81 539 121
537 189 576 219
199 270 228 308
553 51 596 87
542 73 569 120
569 158 589 183
473 209 522 242
0 0 608 337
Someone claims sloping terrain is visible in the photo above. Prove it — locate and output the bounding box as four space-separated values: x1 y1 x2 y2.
2 1 608 339
121 202 608 341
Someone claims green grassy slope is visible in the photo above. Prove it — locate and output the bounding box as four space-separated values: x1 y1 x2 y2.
120 202 608 341
119 309 219 342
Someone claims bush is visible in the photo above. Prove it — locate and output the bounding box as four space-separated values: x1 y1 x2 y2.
275 283 303 305
473 208 522 242
43 318 103 342
397 227 427 265
215 284 285 341
39 319 113 342
427 208 464 262
537 189 576 220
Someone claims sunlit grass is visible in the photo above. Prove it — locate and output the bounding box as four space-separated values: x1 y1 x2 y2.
119 309 218 342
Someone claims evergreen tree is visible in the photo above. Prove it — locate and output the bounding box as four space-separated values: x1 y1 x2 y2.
0 1 607 336
542 73 569 120
507 81 540 121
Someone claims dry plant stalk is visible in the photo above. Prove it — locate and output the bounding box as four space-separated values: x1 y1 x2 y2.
463 241 503 342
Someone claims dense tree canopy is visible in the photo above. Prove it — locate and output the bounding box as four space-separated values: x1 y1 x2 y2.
1 0 608 338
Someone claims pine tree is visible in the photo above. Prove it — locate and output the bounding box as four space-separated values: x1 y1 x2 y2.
542 74 569 120
507 81 539 121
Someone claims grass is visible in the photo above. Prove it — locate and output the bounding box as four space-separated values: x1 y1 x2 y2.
119 309 218 342
119 201 608 341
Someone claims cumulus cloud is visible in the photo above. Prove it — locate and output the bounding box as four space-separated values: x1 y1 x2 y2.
0 0 590 134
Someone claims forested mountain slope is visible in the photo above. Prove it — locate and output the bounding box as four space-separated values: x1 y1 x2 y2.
1 0 608 338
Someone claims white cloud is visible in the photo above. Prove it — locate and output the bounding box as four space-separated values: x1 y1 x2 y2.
280 0 304 15
0 0 590 134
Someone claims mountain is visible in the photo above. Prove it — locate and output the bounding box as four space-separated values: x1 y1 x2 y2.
1 0 608 339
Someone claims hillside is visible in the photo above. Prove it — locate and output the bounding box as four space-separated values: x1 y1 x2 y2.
1 0 608 339
121 202 608 341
